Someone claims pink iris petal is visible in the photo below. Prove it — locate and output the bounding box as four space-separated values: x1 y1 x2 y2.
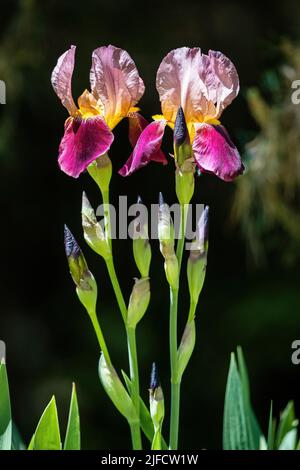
58 116 114 178
156 47 206 123
192 123 244 182
119 120 167 176
90 45 145 128
206 50 239 117
51 45 77 116
128 113 167 163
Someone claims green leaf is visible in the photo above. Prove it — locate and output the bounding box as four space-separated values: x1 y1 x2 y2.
275 401 298 449
121 370 168 450
267 401 275 450
30 396 61 450
0 361 12 450
11 422 25 450
64 383 80 450
278 429 298 450
223 353 251 450
237 346 262 449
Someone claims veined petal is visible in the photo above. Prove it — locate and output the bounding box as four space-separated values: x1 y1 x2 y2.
156 47 207 124
119 120 167 176
58 116 114 178
205 50 239 117
192 123 244 182
128 112 166 163
90 45 145 129
51 45 77 116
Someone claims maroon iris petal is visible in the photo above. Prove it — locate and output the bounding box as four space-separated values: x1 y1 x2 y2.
119 119 167 177
58 116 114 178
192 123 244 182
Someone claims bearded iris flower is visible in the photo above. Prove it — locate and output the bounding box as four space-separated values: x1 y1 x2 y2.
120 47 244 181
52 44 163 178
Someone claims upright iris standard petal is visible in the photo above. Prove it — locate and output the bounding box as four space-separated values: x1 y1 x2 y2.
90 45 145 129
192 123 244 182
206 50 239 117
156 47 206 124
119 120 167 176
128 113 167 163
58 116 114 178
51 45 77 116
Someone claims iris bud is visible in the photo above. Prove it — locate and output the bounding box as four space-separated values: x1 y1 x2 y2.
64 225 97 313
127 278 150 328
88 153 112 193
177 320 196 380
174 107 192 167
133 196 151 278
174 107 195 205
187 206 209 305
98 354 137 423
158 193 179 289
149 363 165 450
82 191 111 261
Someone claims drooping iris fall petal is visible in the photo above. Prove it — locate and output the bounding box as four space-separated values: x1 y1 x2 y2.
90 45 145 129
51 45 77 116
119 119 167 176
128 112 167 163
58 116 114 178
192 123 244 182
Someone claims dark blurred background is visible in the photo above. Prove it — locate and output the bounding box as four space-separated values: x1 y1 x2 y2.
1 0 300 450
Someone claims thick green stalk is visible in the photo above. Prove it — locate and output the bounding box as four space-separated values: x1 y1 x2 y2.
169 286 180 449
169 204 188 449
89 310 111 366
127 327 142 450
101 187 142 450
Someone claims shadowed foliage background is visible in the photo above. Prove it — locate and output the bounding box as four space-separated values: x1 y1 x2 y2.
0 0 300 449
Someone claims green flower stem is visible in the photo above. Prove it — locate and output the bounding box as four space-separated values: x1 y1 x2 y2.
169 286 180 450
89 310 111 366
105 258 127 324
127 327 142 450
100 187 142 450
169 203 188 450
102 189 112 250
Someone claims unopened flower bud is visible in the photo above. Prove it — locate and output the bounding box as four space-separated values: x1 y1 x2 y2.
98 354 137 423
164 254 179 290
177 320 196 380
158 194 179 289
187 206 209 305
149 362 164 450
82 192 111 261
174 107 191 165
127 278 150 328
174 108 195 204
88 153 112 193
158 193 175 249
133 196 151 278
64 225 97 313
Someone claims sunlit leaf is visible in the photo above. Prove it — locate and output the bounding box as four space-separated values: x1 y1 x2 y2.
278 429 297 450
276 401 298 449
0 361 12 450
223 353 251 450
64 383 80 450
30 396 61 450
237 346 262 449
